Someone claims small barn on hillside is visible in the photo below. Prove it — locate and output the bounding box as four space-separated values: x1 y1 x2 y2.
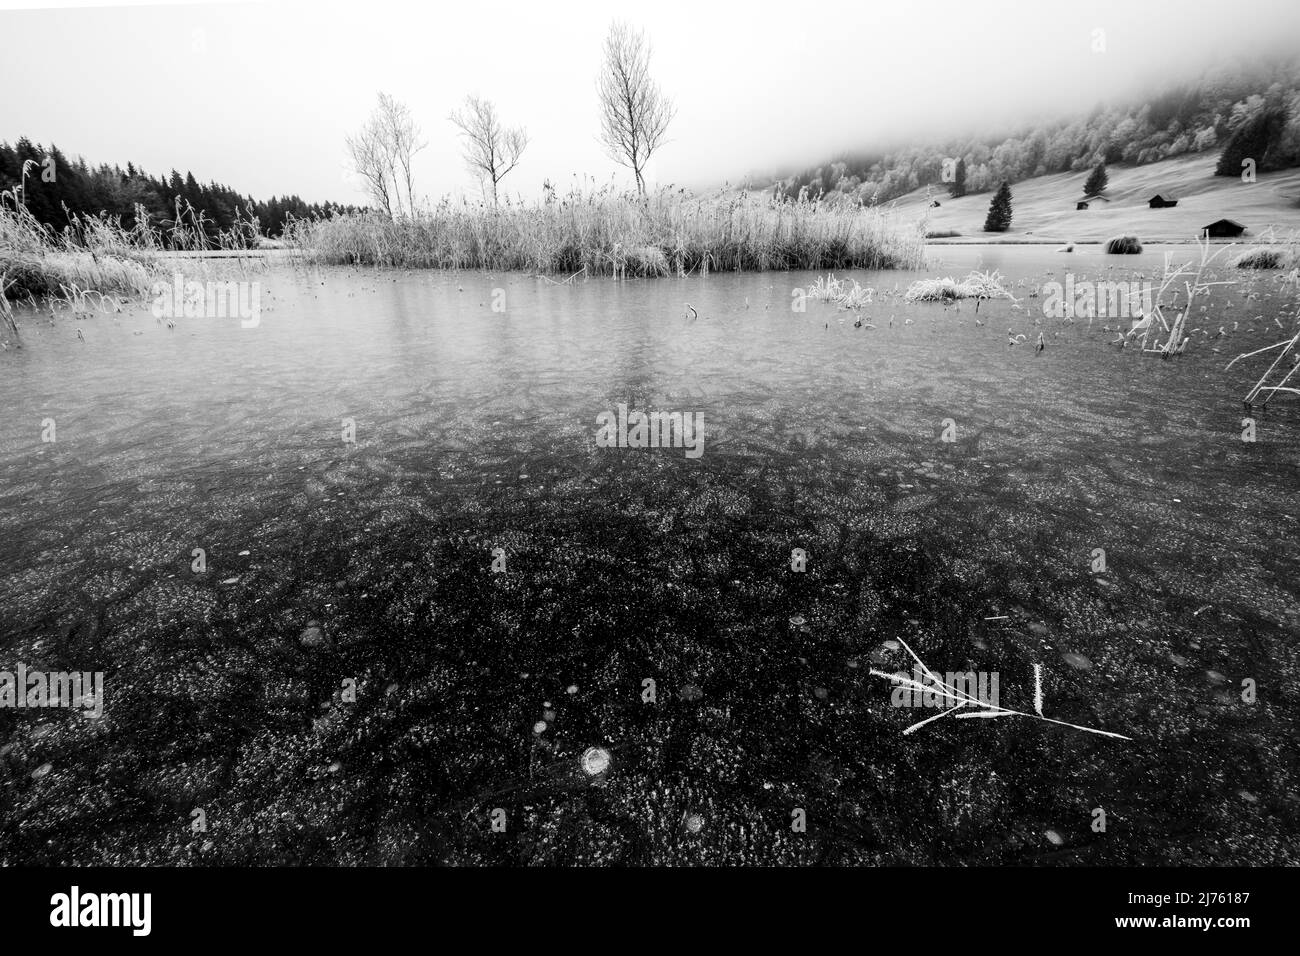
1148 193 1178 208
1076 194 1110 210
1202 218 1246 238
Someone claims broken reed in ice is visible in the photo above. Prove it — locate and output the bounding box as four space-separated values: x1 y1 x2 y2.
872 639 1130 739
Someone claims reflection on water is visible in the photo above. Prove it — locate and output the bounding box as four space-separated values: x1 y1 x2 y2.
0 247 1297 865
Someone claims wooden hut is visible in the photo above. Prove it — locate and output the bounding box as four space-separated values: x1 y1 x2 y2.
1201 218 1245 238
1148 193 1178 209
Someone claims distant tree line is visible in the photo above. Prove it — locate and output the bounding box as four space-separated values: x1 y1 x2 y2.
0 138 359 244
770 55 1300 205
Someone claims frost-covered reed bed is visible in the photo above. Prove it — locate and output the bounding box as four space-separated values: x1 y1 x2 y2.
0 193 161 301
286 187 926 276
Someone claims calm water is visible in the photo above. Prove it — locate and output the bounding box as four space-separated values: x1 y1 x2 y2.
1 246 1297 864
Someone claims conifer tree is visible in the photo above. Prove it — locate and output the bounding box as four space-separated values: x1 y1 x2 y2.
1083 162 1108 196
983 181 1013 232
949 157 967 198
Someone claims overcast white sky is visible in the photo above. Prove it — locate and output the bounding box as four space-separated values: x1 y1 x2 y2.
3 0 1300 206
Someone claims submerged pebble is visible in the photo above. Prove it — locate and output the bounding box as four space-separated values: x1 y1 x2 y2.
581 747 611 777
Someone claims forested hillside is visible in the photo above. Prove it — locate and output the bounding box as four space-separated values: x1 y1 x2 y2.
770 55 1300 206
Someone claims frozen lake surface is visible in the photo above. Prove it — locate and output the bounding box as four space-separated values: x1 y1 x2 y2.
1 246 1297 864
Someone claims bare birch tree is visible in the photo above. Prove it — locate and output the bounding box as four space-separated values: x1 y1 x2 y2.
377 93 426 216
597 21 675 195
347 93 426 218
346 118 395 217
448 95 529 205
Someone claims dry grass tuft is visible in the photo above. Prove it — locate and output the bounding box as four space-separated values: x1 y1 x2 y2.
1104 235 1143 255
904 269 1016 303
1230 247 1293 270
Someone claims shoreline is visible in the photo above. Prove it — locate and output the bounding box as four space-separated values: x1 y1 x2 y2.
923 237 1257 246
